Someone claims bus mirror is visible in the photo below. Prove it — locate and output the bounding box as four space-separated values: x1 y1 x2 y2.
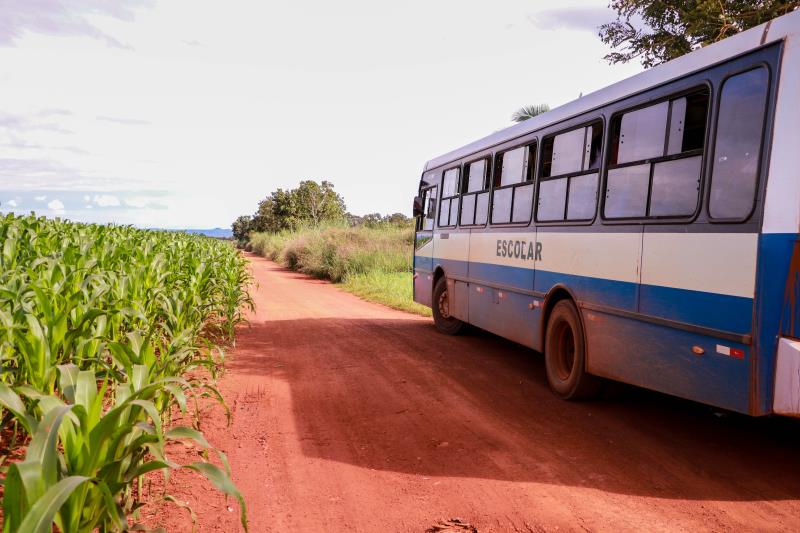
413 196 424 217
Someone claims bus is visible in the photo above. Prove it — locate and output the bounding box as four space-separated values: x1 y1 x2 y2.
412 10 800 417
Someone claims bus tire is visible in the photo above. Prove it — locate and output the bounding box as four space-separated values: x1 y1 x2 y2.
544 300 602 400
432 277 465 335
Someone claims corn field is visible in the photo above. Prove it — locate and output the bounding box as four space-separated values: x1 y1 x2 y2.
0 213 253 532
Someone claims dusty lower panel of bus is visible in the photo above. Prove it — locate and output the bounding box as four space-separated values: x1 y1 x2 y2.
414 269 433 308
583 309 751 414
468 283 539 349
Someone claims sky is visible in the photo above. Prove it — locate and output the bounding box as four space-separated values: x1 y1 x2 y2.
0 0 642 229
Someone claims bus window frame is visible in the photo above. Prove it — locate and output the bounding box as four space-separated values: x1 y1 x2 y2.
705 63 772 224
458 155 492 228
489 139 538 227
535 119 604 226
418 184 438 232
600 83 713 225
437 165 462 229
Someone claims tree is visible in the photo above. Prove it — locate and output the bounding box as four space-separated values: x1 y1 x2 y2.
231 215 252 242
245 180 348 234
600 1 799 68
384 212 412 226
511 104 550 123
293 180 347 227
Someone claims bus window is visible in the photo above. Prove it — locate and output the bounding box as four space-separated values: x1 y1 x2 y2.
491 144 536 224
709 68 769 220
537 123 602 222
605 88 709 220
438 167 460 227
423 186 437 231
617 102 669 164
495 146 528 187
460 158 490 226
650 157 703 217
465 158 487 193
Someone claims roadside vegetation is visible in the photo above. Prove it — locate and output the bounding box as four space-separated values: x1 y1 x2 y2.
249 223 430 315
234 180 429 316
0 213 251 532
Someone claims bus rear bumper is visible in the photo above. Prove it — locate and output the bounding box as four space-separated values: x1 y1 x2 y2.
773 337 800 416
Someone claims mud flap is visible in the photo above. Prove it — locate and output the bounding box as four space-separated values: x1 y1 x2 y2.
774 337 800 416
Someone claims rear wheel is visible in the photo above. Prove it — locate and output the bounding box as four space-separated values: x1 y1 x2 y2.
544 300 601 400
432 277 464 335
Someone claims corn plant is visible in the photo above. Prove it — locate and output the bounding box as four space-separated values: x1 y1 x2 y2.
0 213 254 531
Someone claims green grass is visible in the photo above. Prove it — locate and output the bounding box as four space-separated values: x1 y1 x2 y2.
342 271 430 315
249 223 431 316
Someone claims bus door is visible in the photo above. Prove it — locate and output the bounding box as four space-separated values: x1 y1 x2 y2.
413 184 437 307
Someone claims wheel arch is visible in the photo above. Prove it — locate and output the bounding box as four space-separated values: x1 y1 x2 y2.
539 284 583 351
433 265 446 292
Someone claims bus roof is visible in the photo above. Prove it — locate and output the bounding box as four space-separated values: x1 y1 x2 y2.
424 9 800 172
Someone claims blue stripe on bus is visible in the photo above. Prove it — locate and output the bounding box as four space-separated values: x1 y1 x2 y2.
638 284 752 334
415 256 753 335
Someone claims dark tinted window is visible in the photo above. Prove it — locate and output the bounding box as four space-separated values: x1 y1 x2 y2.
709 68 769 220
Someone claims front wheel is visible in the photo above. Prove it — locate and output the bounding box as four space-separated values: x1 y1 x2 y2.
432 277 465 335
544 300 602 400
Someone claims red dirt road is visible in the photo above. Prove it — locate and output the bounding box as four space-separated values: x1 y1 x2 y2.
154 254 800 532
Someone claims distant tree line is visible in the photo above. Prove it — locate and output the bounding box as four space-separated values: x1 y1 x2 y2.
231 180 411 242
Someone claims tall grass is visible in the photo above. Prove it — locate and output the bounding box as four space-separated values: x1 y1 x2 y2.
0 213 251 532
249 224 430 315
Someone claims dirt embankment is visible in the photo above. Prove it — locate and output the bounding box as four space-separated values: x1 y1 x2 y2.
147 254 800 532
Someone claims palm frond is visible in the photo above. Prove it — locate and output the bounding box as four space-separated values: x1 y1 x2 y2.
511 103 550 123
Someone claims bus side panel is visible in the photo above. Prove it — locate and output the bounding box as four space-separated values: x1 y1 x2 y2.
585 310 751 413
467 231 537 341
640 232 757 334
534 231 642 311
433 231 470 279
467 283 540 348
467 232 537 288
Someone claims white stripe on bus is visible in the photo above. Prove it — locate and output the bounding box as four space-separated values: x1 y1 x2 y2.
423 231 758 299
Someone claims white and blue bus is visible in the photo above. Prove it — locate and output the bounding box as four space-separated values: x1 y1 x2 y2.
413 10 800 417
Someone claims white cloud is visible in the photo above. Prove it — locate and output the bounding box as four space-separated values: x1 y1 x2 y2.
93 194 120 207
83 195 90 202
34 195 46 201
7 199 18 207
47 199 65 210
85 204 93 209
